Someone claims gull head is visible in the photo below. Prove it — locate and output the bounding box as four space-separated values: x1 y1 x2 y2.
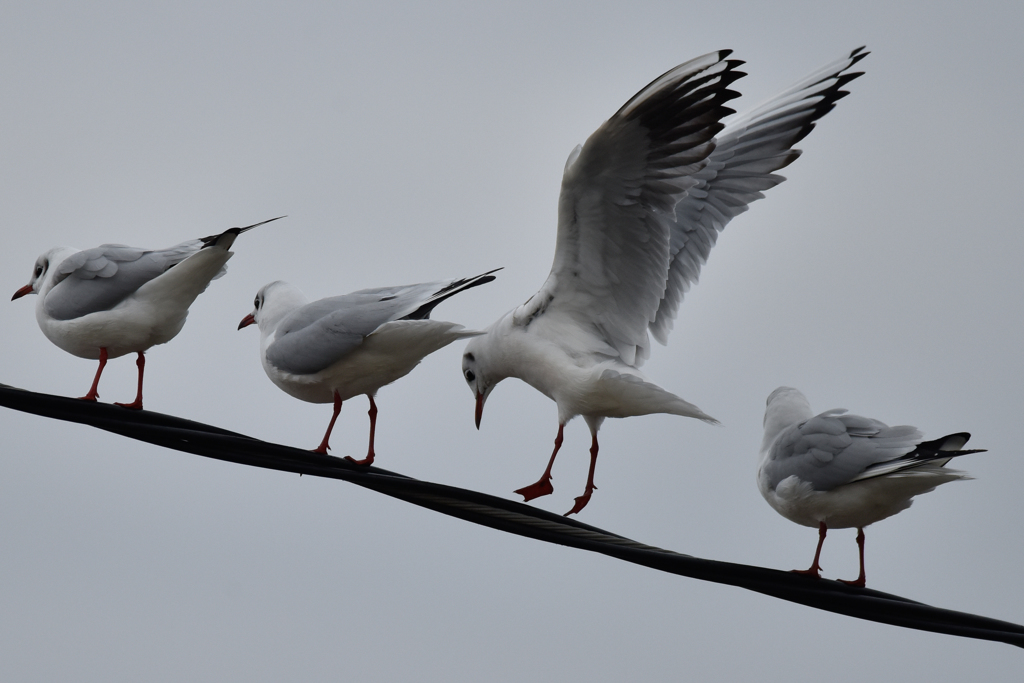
462 336 501 429
238 280 307 333
12 247 77 301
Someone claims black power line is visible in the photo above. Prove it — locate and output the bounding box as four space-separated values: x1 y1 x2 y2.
2 383 1022 649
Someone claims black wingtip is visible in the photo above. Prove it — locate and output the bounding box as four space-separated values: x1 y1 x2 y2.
402 268 501 320
907 432 987 463
917 431 972 452
236 215 286 234
199 216 286 248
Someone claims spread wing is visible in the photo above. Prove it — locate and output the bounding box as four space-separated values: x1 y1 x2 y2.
44 240 203 321
762 408 923 492
512 51 744 367
649 47 868 344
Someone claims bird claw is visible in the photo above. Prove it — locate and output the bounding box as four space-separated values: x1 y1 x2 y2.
78 393 99 402
114 400 143 410
837 577 866 588
515 477 554 502
790 567 823 579
345 454 375 466
564 490 593 516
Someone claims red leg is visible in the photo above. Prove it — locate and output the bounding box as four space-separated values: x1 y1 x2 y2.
565 431 599 516
514 424 563 501
313 391 342 454
792 521 827 579
115 352 146 410
79 347 108 401
345 395 377 466
838 528 867 588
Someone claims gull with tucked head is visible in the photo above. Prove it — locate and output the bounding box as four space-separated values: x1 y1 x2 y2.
758 386 984 587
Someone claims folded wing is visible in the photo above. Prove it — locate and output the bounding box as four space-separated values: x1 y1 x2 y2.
44 240 203 320
763 408 923 492
268 272 497 375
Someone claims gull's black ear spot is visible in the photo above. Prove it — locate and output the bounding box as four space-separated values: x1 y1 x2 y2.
464 352 475 363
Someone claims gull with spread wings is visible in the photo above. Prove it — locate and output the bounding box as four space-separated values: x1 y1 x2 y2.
462 48 867 515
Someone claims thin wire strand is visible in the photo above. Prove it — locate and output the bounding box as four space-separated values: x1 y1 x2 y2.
2 383 1021 649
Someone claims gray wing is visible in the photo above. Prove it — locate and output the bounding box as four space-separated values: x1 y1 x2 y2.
266 280 475 375
762 408 922 492
44 241 203 321
516 52 743 367
649 47 867 344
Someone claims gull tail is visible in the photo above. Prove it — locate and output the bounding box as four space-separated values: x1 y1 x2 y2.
372 320 484 363
598 370 719 424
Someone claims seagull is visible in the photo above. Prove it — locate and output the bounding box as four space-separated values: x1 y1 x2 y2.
239 270 498 463
12 217 282 409
758 386 984 587
461 48 868 515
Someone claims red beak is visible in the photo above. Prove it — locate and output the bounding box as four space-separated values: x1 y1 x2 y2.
238 313 256 330
474 391 484 429
11 284 33 301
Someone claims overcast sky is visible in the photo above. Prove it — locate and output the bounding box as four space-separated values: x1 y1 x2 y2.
2 1 1023 680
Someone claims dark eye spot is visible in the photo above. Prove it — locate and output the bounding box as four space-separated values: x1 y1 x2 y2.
465 370 476 383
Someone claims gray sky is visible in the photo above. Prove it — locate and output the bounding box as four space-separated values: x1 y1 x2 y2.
2 1 1023 680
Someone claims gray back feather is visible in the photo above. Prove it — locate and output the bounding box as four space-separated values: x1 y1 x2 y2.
762 408 922 492
44 241 201 320
266 283 452 375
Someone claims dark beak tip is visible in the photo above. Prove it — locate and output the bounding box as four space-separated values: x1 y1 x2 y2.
11 284 32 301
474 392 484 429
238 313 255 330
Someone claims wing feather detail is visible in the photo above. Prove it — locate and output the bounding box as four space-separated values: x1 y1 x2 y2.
650 47 868 344
516 51 745 367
